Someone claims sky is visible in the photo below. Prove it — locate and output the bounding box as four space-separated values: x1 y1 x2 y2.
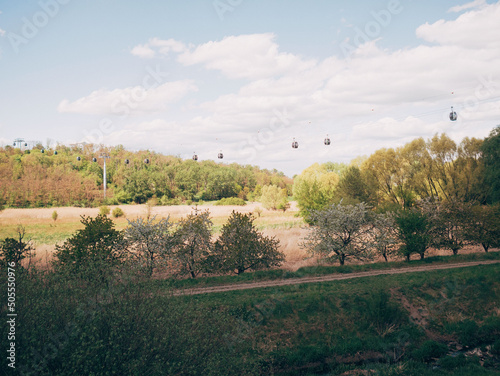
1 0 500 177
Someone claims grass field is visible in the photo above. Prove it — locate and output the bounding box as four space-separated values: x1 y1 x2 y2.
0 202 312 269
0 202 495 271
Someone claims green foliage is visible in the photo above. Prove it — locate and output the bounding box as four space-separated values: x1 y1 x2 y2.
51 210 58 222
0 144 291 208
465 204 500 252
173 209 212 278
335 165 375 205
292 163 339 222
125 216 175 277
301 202 373 265
54 214 126 278
99 205 110 216
0 226 34 266
112 207 125 218
260 184 288 210
395 207 434 260
410 340 448 363
433 200 472 255
211 211 284 274
214 197 247 206
7 269 259 376
481 126 500 203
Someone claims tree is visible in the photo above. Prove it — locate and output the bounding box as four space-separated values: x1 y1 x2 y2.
433 200 472 255
173 209 212 278
394 206 435 261
481 126 500 203
0 225 34 267
370 212 399 262
54 215 126 279
260 185 288 211
125 216 175 277
301 202 373 265
292 163 338 223
464 204 500 252
211 211 284 274
335 165 374 205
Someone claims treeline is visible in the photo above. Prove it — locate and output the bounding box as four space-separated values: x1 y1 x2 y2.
1 211 284 279
302 201 500 266
0 144 292 208
294 127 500 220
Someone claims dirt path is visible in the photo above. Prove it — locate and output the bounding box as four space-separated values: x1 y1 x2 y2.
173 260 500 296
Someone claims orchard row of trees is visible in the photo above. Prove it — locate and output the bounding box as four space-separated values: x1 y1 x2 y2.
302 200 500 265
294 127 500 221
48 211 284 279
0 143 292 208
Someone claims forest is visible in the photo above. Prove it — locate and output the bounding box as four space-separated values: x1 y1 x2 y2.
0 126 498 214
293 127 500 219
0 143 292 208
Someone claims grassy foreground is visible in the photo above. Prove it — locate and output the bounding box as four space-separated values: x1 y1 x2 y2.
2 258 499 375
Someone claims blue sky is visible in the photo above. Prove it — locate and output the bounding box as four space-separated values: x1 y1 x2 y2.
1 0 500 176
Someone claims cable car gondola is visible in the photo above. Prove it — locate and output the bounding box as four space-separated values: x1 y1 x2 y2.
76 156 81 161
144 158 150 164
125 159 129 165
449 106 457 121
324 135 331 145
192 153 198 161
217 150 223 159
292 138 298 149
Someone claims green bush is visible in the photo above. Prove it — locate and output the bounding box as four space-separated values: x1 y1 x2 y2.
99 205 111 216
438 354 479 371
214 197 246 206
411 340 448 362
112 207 125 218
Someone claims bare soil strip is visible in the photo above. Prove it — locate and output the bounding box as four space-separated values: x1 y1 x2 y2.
173 260 500 296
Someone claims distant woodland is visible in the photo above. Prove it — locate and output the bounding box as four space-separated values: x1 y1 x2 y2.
0 144 292 208
0 126 498 210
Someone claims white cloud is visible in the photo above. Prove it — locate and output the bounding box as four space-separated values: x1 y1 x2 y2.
85 3 500 175
417 1 500 49
0 28 5 37
130 44 155 58
177 33 316 80
448 0 487 13
58 80 197 115
131 37 187 58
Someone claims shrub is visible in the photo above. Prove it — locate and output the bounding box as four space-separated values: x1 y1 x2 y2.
125 216 175 277
51 210 58 223
0 226 34 267
112 207 125 218
209 211 284 274
214 197 246 206
173 210 212 278
99 205 111 216
54 215 126 280
411 340 448 363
